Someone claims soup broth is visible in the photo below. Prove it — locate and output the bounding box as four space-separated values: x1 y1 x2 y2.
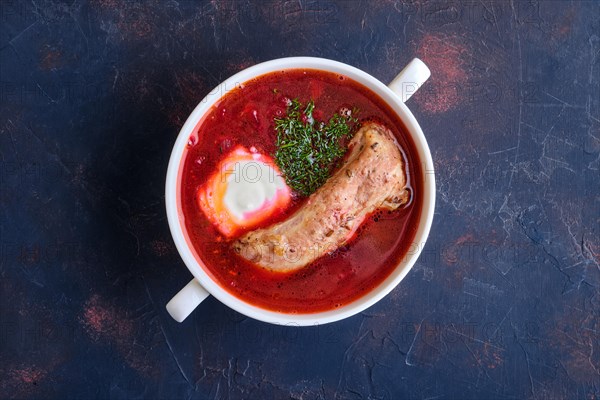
179 69 422 313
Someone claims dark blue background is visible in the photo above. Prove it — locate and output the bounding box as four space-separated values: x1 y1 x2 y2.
1 1 599 399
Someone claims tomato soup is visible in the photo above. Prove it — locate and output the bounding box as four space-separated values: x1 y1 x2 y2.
178 69 422 313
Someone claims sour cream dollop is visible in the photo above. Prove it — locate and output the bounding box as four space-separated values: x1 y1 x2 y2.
197 146 291 238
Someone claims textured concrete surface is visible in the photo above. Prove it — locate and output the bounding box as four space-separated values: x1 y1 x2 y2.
0 1 598 399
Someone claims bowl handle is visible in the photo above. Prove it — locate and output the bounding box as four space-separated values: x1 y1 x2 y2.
166 279 210 322
388 58 431 103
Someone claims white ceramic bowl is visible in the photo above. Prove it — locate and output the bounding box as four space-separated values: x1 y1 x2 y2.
165 57 435 325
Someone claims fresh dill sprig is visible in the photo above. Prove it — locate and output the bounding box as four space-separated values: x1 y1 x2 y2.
274 98 358 196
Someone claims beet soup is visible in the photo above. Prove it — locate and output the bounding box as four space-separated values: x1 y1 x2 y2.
177 69 423 313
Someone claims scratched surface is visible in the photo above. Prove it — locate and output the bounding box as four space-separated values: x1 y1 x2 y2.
0 0 599 399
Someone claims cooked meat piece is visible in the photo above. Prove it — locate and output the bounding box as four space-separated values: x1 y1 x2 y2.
232 121 410 272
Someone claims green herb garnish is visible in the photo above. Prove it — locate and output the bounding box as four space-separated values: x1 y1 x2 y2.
274 98 358 196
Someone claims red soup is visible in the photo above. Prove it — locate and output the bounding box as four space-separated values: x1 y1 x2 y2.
178 69 422 313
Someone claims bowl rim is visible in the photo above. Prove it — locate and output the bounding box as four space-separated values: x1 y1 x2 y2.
165 56 436 325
